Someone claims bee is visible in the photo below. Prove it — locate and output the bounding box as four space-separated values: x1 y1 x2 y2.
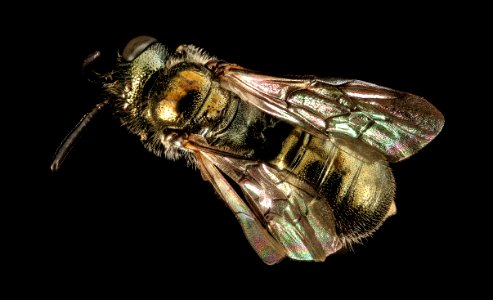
51 35 444 265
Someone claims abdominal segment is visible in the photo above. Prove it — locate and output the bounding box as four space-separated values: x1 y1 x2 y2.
272 128 396 242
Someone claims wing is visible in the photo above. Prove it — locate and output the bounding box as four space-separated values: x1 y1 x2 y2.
186 136 342 264
209 63 444 162
193 150 287 265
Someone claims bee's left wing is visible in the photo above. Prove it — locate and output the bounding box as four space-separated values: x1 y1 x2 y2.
193 149 287 265
187 137 341 264
209 63 444 162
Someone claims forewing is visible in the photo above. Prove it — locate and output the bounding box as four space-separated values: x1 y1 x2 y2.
212 64 444 162
193 150 287 265
199 151 342 262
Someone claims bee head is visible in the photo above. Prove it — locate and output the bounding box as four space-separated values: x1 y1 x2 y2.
111 36 172 142
116 35 169 114
51 36 179 171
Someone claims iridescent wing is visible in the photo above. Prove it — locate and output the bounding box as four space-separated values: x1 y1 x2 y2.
209 63 444 162
187 136 341 264
193 150 287 265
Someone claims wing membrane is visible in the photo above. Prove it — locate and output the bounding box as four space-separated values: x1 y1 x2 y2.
213 64 444 162
199 151 342 262
194 150 287 265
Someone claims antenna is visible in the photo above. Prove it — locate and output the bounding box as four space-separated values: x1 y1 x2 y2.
50 99 110 171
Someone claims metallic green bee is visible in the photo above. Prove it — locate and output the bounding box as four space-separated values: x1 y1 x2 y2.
52 36 444 264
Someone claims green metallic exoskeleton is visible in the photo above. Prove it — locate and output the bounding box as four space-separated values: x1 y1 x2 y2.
52 36 444 264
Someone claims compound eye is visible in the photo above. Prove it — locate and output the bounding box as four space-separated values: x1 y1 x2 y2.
122 35 157 62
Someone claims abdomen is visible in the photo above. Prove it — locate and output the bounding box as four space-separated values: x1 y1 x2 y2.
271 128 396 242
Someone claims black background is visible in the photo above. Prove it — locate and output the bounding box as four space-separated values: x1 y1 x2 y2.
16 3 484 297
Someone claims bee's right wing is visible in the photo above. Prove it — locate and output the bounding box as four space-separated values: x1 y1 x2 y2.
210 63 444 162
190 137 341 264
